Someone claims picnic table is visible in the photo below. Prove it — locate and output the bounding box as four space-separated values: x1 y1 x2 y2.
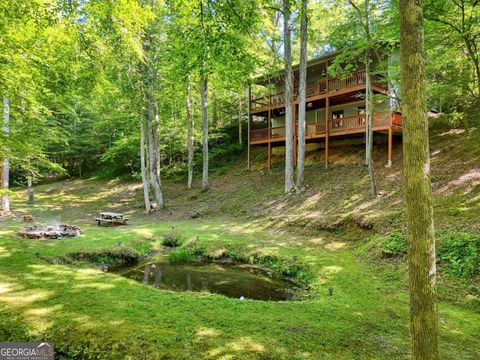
95 212 129 226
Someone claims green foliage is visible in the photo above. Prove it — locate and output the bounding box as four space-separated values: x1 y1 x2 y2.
437 230 480 278
380 229 480 278
162 227 184 247
54 247 143 267
254 254 314 285
169 247 196 263
382 230 407 256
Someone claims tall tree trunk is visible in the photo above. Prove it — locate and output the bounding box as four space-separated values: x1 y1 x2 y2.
238 94 243 147
27 172 34 204
147 117 164 209
400 1 439 359
142 0 164 211
201 76 209 191
154 102 161 179
365 52 377 197
283 0 295 193
1 98 10 214
145 63 164 210
140 111 151 213
365 58 370 167
296 0 308 192
186 78 195 190
212 94 218 129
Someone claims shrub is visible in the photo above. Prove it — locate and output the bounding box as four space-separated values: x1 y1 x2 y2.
162 228 183 247
382 230 407 256
437 230 480 278
255 254 313 285
169 248 196 263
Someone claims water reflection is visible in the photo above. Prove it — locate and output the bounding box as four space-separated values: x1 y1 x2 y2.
118 260 299 301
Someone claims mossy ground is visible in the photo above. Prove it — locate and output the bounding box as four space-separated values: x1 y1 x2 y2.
0 123 479 359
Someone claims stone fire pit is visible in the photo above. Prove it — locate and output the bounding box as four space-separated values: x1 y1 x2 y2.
18 224 82 239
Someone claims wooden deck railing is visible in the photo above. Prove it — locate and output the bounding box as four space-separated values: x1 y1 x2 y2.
250 112 401 142
250 70 387 111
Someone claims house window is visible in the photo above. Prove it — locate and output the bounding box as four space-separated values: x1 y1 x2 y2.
332 110 344 128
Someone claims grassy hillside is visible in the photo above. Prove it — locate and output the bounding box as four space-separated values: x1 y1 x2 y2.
0 121 478 359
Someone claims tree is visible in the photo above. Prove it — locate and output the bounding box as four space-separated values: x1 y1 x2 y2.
201 76 209 191
1 98 10 214
400 0 439 359
283 0 295 193
347 0 378 197
186 78 195 190
296 0 308 192
425 0 480 105
140 110 151 213
363 0 377 196
238 91 243 147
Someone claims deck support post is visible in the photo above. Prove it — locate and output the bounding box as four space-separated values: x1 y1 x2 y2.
325 97 330 168
268 107 272 170
247 85 251 170
268 142 272 170
387 126 393 167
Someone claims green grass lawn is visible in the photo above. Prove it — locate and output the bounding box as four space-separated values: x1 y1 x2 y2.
0 169 479 359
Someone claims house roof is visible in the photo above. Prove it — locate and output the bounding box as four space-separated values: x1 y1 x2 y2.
253 50 341 86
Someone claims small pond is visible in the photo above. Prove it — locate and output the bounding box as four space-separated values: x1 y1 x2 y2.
115 257 301 301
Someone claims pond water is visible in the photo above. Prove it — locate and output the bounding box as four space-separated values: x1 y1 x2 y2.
115 258 301 301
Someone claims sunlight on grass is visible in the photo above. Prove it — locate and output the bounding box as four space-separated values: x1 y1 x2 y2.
2 176 480 358
0 229 14 237
325 242 347 251
208 336 266 358
73 282 116 290
0 286 54 308
196 328 220 338
309 237 325 244
321 265 344 274
0 246 11 258
24 306 59 318
131 228 156 237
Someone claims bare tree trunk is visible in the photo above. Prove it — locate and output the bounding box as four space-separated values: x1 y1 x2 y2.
154 102 161 180
186 78 195 190
142 0 164 211
296 0 308 192
201 76 209 191
365 52 377 197
145 63 164 210
238 94 243 147
400 1 439 359
283 0 295 193
27 172 34 204
1 98 10 214
212 94 218 129
140 111 151 213
365 67 370 166
147 119 164 209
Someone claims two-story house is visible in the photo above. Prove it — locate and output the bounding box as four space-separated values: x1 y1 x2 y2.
247 51 402 169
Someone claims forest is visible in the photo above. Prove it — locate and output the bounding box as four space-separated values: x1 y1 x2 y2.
0 0 479 359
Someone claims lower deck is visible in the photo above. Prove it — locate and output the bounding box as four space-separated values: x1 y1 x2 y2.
248 112 402 169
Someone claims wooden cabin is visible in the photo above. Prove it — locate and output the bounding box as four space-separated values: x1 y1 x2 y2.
247 52 402 169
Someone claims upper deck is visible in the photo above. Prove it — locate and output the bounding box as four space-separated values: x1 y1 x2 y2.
249 70 388 115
